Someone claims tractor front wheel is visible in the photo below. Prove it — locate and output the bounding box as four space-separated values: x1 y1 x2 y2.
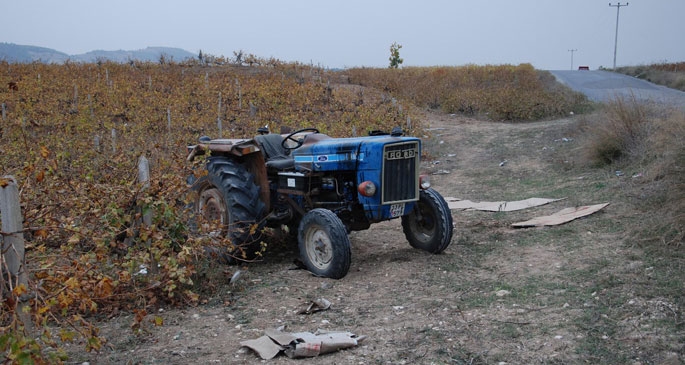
298 209 351 279
401 188 454 254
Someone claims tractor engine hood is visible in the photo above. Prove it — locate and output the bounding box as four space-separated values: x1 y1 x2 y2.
291 135 421 172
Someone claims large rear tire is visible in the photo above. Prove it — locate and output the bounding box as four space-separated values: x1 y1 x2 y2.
298 209 351 279
195 156 266 262
401 188 453 254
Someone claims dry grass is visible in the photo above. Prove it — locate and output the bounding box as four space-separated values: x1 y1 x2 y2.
647 112 685 245
616 62 685 92
580 96 652 165
580 97 685 245
345 64 593 121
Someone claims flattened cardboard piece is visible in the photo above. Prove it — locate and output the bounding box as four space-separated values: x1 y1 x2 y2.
242 329 365 360
445 197 564 212
512 203 609 228
264 328 298 346
240 335 283 360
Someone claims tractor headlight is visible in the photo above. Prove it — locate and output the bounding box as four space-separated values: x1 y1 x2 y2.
419 174 431 190
357 181 377 197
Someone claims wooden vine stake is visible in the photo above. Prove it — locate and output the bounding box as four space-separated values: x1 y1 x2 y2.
88 94 94 120
167 107 172 149
0 176 33 334
217 92 223 138
72 84 78 112
94 135 101 153
236 79 242 110
138 157 152 228
137 156 157 274
111 128 117 153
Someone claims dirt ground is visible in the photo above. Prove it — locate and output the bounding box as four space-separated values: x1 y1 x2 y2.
66 111 683 364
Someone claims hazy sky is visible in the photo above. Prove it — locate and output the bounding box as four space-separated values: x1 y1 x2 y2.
3 0 683 70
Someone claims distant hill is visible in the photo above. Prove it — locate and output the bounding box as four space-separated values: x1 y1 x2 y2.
71 47 196 63
0 43 69 63
0 43 196 63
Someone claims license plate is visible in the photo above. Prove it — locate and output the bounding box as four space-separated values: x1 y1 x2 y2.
386 148 417 160
389 203 405 218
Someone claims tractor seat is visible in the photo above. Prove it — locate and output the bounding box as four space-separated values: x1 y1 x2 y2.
254 134 295 170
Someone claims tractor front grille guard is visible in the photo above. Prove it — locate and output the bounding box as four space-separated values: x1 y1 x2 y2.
381 141 419 204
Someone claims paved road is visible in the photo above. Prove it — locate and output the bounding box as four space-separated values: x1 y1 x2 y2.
549 70 685 107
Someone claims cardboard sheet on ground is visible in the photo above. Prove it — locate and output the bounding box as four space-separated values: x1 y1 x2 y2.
512 203 609 228
445 197 564 212
240 329 365 360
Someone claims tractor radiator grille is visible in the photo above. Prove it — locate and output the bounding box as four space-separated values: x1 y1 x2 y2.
382 142 419 204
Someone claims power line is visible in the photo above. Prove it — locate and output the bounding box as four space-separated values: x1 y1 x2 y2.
568 49 578 70
609 2 629 69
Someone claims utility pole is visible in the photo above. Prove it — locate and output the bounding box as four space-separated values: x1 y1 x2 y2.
568 49 578 70
609 2 629 69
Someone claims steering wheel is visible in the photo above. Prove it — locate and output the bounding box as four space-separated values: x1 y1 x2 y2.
281 128 320 151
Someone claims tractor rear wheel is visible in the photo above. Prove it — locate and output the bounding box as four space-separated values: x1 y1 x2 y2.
401 188 453 254
298 209 351 279
195 156 266 262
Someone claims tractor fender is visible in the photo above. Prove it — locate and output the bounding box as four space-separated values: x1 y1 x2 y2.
186 138 261 161
187 138 270 212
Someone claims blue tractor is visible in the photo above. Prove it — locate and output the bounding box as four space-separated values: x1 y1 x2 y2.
187 127 453 279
